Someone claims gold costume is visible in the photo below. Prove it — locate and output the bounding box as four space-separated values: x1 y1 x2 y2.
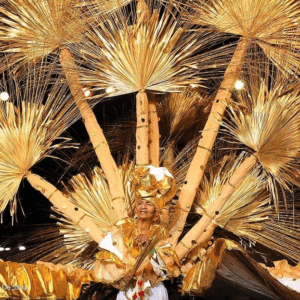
0 260 94 300
93 217 180 290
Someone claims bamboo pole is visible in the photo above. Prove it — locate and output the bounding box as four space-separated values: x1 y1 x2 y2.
59 48 127 221
148 93 160 167
135 0 151 166
136 91 149 165
175 154 257 259
27 173 104 244
170 39 249 245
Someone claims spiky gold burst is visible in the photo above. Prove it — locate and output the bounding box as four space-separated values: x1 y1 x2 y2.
76 0 231 96
51 164 135 267
223 78 300 203
0 0 86 69
194 156 300 261
0 67 79 219
75 0 132 17
62 167 118 228
157 89 207 140
190 0 300 75
250 207 300 262
194 156 271 238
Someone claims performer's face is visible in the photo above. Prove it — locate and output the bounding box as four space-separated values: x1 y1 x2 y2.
137 199 156 220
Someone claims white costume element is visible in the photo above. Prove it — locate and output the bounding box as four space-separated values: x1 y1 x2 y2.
116 282 168 300
99 232 124 260
99 231 170 299
150 251 167 278
148 165 173 181
277 278 300 293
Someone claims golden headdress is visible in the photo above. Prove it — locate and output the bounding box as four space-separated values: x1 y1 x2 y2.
130 165 177 212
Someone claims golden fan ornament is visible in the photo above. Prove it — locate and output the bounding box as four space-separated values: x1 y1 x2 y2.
0 0 87 69
0 69 80 220
75 0 233 97
190 0 300 75
223 77 300 208
194 157 271 238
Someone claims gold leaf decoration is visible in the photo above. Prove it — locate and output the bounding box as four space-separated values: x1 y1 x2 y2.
62 167 118 229
190 0 300 75
157 88 208 140
223 76 300 207
194 155 271 238
76 0 233 96
50 163 135 267
0 0 86 68
194 155 300 261
0 66 79 219
75 0 132 17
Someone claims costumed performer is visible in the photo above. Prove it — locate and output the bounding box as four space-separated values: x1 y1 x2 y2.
92 165 180 300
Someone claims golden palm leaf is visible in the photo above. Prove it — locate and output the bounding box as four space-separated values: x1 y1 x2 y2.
223 76 300 206
0 0 86 69
54 217 99 269
61 162 136 229
51 163 135 266
62 166 118 229
248 207 300 262
194 156 300 261
157 88 208 139
75 0 132 17
194 155 271 237
0 67 79 219
75 0 233 96
190 0 300 75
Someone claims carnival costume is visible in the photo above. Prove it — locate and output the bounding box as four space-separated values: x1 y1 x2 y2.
1 0 300 299
0 166 180 300
93 166 180 300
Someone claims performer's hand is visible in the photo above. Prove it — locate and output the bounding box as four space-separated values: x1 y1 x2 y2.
123 271 133 285
136 234 148 246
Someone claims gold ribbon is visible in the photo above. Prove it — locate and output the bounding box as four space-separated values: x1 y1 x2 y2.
197 145 212 152
180 240 191 250
75 213 86 226
48 189 58 200
94 142 105 151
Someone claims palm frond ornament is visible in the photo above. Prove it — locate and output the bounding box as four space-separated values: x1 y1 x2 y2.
176 74 300 259
194 156 300 262
157 88 208 170
170 0 300 245
0 0 85 68
0 67 79 220
224 79 300 202
75 0 233 166
0 0 130 220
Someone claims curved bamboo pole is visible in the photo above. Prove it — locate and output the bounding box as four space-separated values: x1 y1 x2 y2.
136 91 149 165
175 154 257 259
59 48 127 221
148 93 160 167
170 38 249 245
27 173 104 244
